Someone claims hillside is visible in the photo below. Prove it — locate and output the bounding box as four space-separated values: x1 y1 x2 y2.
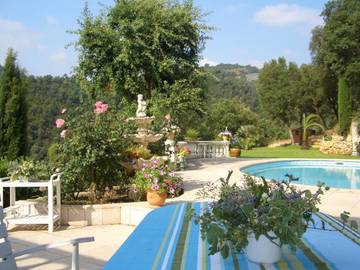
27 75 81 159
203 64 260 111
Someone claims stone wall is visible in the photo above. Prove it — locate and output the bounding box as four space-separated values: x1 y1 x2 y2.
11 200 153 227
319 135 352 155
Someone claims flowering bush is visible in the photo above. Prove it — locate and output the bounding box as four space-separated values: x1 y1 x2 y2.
132 159 183 198
56 100 130 201
8 159 51 181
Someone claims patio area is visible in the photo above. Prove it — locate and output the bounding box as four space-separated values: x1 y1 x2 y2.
8 157 360 269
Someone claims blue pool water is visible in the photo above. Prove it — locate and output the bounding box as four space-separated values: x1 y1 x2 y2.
240 160 360 189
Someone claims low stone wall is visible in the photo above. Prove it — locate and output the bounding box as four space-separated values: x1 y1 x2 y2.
61 204 152 226
320 136 352 155
12 201 153 227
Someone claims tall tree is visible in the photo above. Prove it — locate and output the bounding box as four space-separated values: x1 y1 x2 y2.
338 78 352 134
0 49 27 159
72 0 210 127
312 0 360 133
257 57 301 142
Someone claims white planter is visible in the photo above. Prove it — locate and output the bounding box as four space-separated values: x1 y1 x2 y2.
245 232 281 264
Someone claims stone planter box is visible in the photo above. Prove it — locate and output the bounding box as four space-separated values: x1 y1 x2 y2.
11 200 153 227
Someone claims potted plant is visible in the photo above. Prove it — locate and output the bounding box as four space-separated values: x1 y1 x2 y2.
190 171 335 264
229 135 241 157
132 159 184 206
218 127 232 141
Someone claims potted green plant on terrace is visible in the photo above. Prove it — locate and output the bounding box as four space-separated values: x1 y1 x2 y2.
190 171 341 264
229 135 241 157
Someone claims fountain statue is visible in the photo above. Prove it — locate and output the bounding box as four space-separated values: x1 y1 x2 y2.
136 94 147 117
127 94 163 149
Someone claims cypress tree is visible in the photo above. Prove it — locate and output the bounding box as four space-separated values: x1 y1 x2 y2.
338 77 352 135
0 49 27 159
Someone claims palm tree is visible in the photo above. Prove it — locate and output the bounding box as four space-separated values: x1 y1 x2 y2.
302 113 325 148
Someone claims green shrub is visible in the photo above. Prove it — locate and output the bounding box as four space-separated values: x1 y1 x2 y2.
236 125 260 150
58 100 130 201
126 145 153 160
184 128 200 140
8 159 52 181
48 143 62 166
0 158 10 177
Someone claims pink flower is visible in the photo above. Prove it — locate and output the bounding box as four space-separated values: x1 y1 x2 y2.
151 184 159 191
144 173 149 178
94 101 109 114
169 188 175 194
159 170 164 176
60 129 68 138
55 118 65 128
132 185 139 193
169 172 175 177
61 108 67 114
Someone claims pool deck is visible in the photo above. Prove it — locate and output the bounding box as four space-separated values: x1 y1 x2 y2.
8 157 360 269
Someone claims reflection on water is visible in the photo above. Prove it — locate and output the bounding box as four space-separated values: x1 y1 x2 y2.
242 162 360 189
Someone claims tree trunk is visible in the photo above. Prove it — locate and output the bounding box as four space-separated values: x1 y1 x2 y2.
288 128 294 145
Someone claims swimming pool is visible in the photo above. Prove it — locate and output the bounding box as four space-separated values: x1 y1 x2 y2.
240 160 360 189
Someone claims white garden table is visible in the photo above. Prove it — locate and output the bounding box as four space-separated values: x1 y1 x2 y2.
0 173 61 232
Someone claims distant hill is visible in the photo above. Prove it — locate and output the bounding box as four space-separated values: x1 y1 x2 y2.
204 63 259 77
26 75 81 159
203 64 260 111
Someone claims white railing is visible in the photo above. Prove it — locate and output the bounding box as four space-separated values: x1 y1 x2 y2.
177 141 230 159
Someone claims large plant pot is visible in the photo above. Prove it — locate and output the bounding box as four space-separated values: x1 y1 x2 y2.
147 190 168 207
245 232 281 264
229 148 241 157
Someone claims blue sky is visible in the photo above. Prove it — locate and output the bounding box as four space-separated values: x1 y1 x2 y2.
0 0 326 76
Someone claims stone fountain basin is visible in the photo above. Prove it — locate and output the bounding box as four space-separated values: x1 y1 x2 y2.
129 133 163 145
127 116 155 127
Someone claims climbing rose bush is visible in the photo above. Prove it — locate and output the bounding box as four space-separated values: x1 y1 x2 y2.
94 101 109 114
56 101 130 201
55 118 65 128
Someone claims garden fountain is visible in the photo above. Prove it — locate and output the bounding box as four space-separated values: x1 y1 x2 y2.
127 94 163 149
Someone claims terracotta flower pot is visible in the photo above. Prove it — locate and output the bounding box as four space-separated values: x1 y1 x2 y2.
147 190 168 207
229 148 241 157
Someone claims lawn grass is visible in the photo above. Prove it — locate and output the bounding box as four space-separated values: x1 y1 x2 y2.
241 145 360 159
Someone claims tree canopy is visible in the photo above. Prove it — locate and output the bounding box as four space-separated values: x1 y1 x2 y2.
0 49 28 159
73 0 210 128
314 0 360 86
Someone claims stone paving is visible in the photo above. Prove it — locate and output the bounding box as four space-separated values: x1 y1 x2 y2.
8 157 360 269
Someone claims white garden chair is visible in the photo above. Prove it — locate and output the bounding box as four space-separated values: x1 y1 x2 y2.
0 207 94 270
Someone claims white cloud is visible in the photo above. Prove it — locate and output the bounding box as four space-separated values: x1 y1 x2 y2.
0 18 41 62
254 4 322 27
199 58 218 67
46 15 60 27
